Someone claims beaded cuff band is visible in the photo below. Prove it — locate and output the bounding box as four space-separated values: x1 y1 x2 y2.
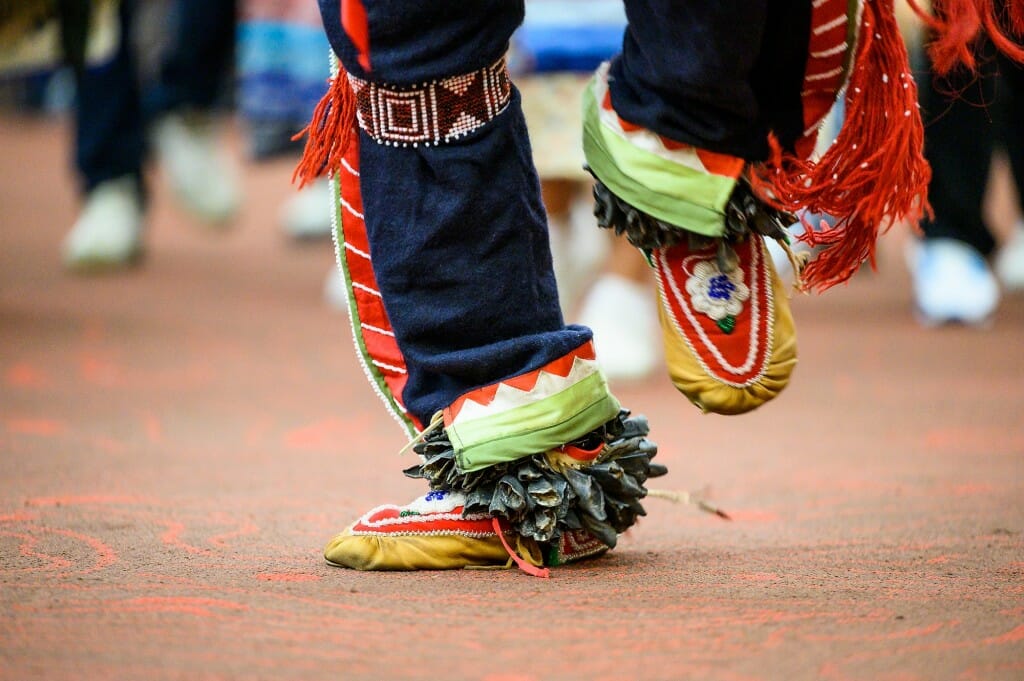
348 57 512 147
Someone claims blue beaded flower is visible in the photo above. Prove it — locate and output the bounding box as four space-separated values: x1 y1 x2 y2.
684 260 750 333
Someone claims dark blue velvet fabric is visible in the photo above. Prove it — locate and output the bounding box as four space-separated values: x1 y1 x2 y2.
318 1 523 84
318 0 591 423
609 0 810 160
356 91 595 423
314 1 814 422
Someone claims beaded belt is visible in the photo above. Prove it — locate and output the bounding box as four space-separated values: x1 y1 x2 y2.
348 57 512 147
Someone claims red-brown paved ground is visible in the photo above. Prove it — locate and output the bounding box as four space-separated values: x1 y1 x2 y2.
2 114 1023 681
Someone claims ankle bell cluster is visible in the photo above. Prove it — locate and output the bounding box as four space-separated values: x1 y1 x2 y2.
592 174 803 277
403 410 666 550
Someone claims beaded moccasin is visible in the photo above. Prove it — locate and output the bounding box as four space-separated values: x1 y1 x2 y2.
593 179 799 415
325 410 664 574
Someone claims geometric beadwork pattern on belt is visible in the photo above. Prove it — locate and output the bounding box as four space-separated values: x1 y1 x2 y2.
348 57 512 147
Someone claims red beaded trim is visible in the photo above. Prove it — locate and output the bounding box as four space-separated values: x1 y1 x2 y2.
348 57 512 147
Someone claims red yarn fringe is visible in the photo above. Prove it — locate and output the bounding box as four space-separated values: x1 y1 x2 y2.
907 0 1024 75
752 0 932 291
291 67 357 189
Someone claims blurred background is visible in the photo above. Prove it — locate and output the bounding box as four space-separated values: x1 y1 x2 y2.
1 2 1022 679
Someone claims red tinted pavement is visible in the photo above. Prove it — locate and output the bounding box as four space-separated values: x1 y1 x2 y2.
2 115 1023 680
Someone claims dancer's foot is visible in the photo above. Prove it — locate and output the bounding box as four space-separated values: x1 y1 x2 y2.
153 111 240 225
63 176 144 272
578 273 658 381
909 238 998 327
324 491 510 570
324 490 608 571
281 178 333 240
995 221 1024 292
653 232 797 414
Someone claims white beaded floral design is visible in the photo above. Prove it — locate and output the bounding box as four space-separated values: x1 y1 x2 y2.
684 260 750 322
656 238 776 387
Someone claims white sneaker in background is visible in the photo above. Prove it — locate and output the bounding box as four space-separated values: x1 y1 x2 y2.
549 195 611 317
909 238 999 326
62 176 144 272
152 111 240 225
281 178 334 240
323 266 348 311
578 273 659 381
994 221 1024 291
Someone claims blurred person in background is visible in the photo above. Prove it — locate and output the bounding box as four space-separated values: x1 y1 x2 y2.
512 0 658 381
236 0 357 310
908 27 1024 326
236 0 332 241
62 0 239 272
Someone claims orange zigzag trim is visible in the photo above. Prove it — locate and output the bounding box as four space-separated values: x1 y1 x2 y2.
445 341 597 422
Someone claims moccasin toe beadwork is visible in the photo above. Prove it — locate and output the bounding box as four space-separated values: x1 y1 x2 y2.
323 493 510 571
654 233 797 415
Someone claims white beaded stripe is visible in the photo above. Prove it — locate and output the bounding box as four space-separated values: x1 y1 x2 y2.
813 13 848 34
360 323 395 337
803 120 823 137
482 61 503 119
329 60 415 439
352 281 382 298
560 546 606 562
806 66 845 82
350 529 496 538
372 359 407 375
811 41 848 59
344 242 371 260
356 507 491 528
341 157 359 177
801 87 841 97
341 196 364 219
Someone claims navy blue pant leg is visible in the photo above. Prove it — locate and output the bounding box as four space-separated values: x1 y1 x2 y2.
75 0 144 193
318 1 592 424
75 0 235 194
143 0 236 117
918 38 1024 256
609 0 810 160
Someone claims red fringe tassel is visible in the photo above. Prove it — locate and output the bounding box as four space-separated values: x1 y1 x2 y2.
291 67 357 189
907 0 1024 75
752 0 932 291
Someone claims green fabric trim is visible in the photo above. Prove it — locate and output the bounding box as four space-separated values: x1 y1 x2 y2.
333 176 417 437
449 372 621 472
582 81 735 238
843 0 859 75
